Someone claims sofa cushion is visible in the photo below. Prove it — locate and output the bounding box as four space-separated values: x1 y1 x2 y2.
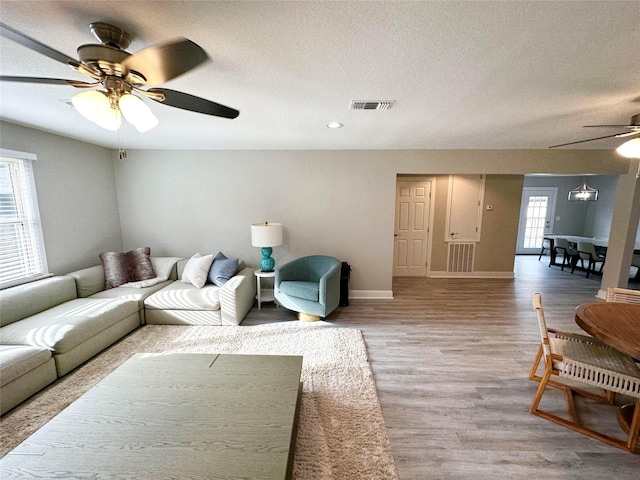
181 253 214 288
279 281 320 302
145 282 221 311
0 345 53 387
99 247 156 289
208 252 239 287
89 280 174 308
0 298 139 354
0 276 77 327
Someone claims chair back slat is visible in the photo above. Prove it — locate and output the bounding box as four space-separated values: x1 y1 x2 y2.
606 287 640 305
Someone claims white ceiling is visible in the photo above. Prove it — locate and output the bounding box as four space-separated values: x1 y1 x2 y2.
0 1 638 151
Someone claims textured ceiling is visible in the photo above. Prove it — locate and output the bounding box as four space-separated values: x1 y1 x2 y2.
0 1 638 150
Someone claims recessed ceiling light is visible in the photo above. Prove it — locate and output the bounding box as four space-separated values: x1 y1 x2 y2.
327 122 343 129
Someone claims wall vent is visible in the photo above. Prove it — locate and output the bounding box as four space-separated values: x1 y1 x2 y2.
350 100 395 110
447 242 475 273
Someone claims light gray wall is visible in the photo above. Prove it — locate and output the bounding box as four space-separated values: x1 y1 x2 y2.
114 150 397 292
116 149 628 292
3 121 633 292
0 121 122 274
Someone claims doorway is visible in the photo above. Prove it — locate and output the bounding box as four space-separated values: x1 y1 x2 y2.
393 178 433 276
516 187 558 254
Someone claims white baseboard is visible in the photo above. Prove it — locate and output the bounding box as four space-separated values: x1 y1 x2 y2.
349 290 394 300
428 271 515 279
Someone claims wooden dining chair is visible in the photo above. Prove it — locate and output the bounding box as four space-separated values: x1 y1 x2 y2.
606 287 640 305
572 241 605 278
528 297 607 384
530 293 640 453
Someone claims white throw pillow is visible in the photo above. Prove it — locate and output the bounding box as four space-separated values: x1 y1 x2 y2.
181 253 215 288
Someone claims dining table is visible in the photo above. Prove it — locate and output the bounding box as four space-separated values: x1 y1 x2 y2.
574 301 640 432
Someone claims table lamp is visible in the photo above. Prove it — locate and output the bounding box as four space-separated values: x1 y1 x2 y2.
251 222 283 272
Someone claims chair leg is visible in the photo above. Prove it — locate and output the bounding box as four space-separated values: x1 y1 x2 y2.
530 368 551 413
538 247 545 261
529 345 543 381
531 370 637 453
627 398 640 453
586 259 593 278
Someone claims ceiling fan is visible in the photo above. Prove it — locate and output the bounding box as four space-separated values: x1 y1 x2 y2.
549 113 640 149
0 21 239 133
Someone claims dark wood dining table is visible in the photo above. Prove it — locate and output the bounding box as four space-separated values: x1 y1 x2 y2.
575 301 640 432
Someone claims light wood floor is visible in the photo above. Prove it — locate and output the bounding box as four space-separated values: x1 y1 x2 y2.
243 255 640 479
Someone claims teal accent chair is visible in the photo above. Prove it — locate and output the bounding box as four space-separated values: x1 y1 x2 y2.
274 255 341 319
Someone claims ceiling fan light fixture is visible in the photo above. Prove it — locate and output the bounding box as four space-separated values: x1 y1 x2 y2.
118 93 159 133
616 138 640 159
71 90 121 131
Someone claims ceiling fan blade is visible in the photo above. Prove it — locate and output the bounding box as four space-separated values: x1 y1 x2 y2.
146 88 239 119
548 132 630 149
122 38 209 85
0 75 97 87
583 124 635 128
1 22 83 69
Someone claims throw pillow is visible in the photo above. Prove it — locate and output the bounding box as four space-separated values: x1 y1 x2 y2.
208 251 239 287
99 247 156 289
181 253 215 288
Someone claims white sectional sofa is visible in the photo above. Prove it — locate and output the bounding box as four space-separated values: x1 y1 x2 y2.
0 255 256 415
0 276 140 414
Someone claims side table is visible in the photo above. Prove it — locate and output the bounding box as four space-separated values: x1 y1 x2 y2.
254 270 275 309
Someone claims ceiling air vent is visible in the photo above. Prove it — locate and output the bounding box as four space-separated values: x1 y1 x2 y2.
350 100 395 110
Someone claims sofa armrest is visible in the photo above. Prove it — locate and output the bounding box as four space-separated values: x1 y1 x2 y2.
219 267 257 325
66 265 105 298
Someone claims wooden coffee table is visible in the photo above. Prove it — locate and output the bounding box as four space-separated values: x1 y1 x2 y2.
0 353 303 479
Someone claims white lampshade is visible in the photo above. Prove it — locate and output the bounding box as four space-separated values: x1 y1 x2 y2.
119 93 159 133
251 222 283 247
616 138 640 159
71 90 121 131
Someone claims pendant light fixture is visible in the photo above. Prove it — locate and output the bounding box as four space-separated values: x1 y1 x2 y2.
568 179 599 202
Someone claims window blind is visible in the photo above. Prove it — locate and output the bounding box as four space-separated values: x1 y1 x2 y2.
0 149 48 289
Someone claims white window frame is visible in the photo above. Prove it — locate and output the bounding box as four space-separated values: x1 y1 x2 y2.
0 148 49 289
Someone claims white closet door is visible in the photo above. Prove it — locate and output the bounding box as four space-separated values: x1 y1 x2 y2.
445 174 485 242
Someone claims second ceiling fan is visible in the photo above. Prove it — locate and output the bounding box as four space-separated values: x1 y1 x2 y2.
549 113 640 150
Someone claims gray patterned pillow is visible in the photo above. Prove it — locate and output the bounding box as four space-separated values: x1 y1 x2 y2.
99 247 156 289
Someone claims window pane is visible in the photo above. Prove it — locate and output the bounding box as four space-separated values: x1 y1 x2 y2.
523 196 548 249
0 153 48 289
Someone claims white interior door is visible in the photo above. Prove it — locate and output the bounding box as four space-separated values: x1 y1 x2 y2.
516 187 558 254
394 180 432 276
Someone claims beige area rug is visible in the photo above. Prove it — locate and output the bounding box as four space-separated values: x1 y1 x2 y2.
1 323 399 479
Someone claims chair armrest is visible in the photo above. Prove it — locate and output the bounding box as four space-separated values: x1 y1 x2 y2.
319 263 341 306
219 267 257 325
